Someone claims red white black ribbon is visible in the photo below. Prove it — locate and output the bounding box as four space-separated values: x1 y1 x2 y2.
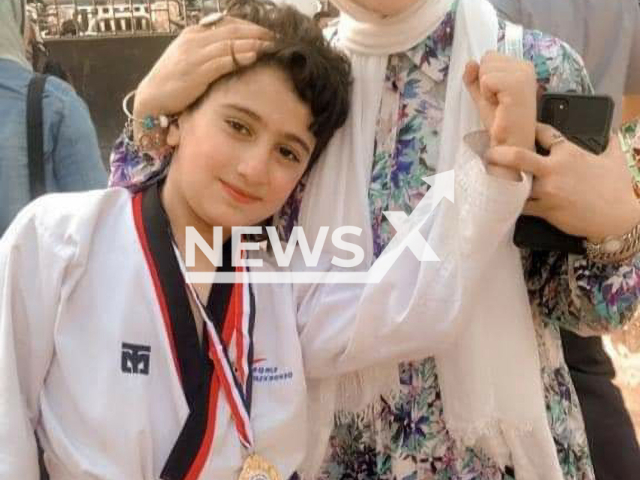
175 246 256 451
136 184 257 479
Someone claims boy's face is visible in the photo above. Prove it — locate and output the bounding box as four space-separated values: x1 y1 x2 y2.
350 0 422 16
165 65 316 235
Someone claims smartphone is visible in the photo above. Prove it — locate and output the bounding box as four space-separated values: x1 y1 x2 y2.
513 93 615 253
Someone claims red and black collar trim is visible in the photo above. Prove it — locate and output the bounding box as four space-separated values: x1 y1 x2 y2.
132 183 245 479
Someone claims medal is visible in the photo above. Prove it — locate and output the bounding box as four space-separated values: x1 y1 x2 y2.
238 454 282 480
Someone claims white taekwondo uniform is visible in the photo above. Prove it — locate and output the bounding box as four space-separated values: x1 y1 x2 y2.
0 173 524 479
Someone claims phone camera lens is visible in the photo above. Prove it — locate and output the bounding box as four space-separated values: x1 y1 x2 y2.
553 99 570 129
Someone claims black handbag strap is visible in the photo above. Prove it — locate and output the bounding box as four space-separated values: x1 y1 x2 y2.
26 74 48 200
26 75 51 479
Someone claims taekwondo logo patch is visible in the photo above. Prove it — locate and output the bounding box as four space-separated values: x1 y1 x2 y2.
121 342 151 375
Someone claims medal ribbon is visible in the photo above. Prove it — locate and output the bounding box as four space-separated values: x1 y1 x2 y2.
174 246 256 451
135 184 260 479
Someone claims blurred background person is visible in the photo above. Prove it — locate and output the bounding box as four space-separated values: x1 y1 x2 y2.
23 10 75 87
0 0 106 236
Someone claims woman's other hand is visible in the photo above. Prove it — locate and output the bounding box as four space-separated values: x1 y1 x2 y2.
485 123 640 242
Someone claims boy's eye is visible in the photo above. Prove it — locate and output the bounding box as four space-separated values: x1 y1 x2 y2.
278 146 301 164
227 119 252 136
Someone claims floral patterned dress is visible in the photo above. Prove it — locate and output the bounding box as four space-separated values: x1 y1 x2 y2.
108 4 640 480
275 7 640 480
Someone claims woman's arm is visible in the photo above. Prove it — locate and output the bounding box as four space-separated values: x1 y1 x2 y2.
491 32 640 335
297 53 539 378
522 127 640 337
295 158 530 378
490 129 640 335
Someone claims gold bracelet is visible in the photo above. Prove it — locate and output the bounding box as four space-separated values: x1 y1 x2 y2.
585 222 640 264
585 119 640 264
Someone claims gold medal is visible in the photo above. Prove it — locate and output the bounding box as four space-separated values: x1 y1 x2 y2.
238 454 281 480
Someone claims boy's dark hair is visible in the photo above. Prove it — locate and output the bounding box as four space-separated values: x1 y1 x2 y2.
213 0 352 170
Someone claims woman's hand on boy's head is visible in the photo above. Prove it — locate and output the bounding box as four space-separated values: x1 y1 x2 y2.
464 52 537 151
134 17 274 121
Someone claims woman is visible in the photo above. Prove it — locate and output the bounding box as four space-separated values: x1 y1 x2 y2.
120 0 640 479
0 1 537 479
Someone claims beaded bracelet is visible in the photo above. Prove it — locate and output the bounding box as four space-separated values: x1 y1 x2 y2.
122 90 174 151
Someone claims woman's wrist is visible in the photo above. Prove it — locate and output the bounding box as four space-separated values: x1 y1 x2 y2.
585 121 640 262
132 81 165 120
126 87 172 152
584 185 640 245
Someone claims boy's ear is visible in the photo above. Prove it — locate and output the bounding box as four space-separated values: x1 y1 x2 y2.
166 115 184 147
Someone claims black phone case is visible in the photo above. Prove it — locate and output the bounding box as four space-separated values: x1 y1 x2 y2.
513 93 614 253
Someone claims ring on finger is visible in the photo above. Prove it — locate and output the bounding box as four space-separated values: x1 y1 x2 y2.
548 132 566 148
199 12 225 28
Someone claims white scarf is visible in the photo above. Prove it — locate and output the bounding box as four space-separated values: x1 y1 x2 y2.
299 0 564 478
0 0 31 70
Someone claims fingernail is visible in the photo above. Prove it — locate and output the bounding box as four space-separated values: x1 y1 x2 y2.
240 52 257 64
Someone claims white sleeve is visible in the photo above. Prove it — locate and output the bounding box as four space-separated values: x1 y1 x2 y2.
296 136 531 378
0 202 72 479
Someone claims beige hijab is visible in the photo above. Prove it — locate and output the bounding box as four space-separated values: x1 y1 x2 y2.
0 0 31 70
